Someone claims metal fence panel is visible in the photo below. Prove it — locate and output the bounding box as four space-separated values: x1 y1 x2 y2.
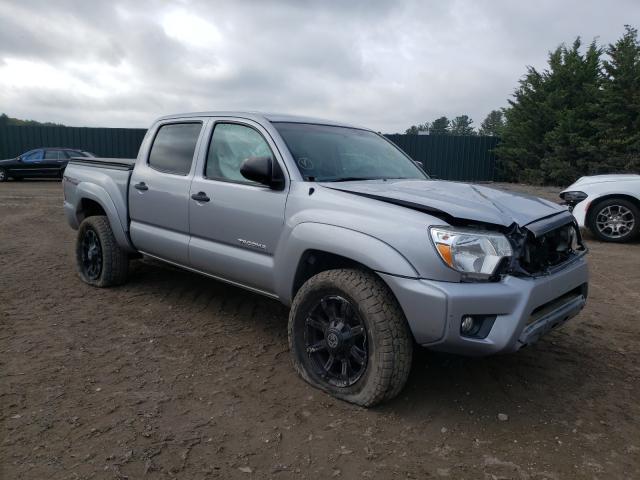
0 126 147 159
1 126 499 181
386 134 499 181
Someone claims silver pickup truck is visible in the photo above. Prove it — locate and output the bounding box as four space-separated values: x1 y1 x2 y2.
63 112 589 406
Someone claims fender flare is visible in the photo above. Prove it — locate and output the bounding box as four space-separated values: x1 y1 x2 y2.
274 222 419 303
74 182 135 252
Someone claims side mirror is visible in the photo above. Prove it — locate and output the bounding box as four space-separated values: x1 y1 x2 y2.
240 156 285 190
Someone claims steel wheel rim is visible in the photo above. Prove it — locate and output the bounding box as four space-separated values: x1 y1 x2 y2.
304 295 368 388
81 229 102 280
595 205 635 239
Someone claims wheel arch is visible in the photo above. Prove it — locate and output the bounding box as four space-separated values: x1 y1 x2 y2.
275 222 419 304
586 193 640 221
74 183 135 252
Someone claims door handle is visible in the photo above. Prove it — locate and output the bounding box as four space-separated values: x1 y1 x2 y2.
191 191 210 202
134 182 148 191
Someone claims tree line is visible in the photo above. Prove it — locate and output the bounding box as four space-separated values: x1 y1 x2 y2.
0 113 65 127
405 25 639 185
404 112 504 137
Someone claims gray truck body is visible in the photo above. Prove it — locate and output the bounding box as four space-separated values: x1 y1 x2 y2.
63 112 588 355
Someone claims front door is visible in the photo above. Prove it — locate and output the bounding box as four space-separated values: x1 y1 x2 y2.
188 120 288 294
13 149 44 177
129 121 204 265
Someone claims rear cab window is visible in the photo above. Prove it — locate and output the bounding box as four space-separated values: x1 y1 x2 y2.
148 123 202 175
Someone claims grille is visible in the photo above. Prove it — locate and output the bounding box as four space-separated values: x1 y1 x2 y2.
518 223 580 275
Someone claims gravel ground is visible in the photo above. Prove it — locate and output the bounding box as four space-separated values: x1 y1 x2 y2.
1 180 639 479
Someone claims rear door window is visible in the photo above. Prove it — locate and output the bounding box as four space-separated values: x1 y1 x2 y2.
148 123 202 175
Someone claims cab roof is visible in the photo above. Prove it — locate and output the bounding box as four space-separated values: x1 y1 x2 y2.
155 111 367 130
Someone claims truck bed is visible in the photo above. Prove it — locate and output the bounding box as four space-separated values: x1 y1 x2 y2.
63 158 136 248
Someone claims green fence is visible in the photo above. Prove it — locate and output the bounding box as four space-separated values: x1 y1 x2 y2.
0 126 147 159
0 126 500 181
386 134 500 181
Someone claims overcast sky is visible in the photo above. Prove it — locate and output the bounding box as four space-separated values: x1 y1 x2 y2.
0 0 637 133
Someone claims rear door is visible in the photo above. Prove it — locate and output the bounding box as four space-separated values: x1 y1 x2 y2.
188 119 288 294
129 120 205 265
42 150 66 176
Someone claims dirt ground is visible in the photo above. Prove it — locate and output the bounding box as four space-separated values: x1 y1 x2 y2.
1 180 639 480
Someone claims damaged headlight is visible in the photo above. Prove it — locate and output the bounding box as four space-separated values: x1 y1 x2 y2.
430 227 513 277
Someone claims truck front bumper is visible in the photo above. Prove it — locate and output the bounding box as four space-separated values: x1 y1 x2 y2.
379 256 588 356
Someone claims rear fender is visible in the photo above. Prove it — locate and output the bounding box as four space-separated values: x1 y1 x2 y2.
74 182 135 252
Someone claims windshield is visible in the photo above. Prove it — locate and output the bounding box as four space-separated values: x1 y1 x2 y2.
273 122 428 182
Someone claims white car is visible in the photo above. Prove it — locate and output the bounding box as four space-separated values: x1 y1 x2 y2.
560 174 640 243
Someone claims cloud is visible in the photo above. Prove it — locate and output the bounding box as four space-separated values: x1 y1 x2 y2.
0 0 638 132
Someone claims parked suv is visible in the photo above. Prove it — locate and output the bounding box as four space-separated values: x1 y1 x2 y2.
62 112 589 406
0 148 95 181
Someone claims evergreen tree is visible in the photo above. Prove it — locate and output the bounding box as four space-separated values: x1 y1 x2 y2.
496 38 603 184
479 110 505 136
429 116 450 135
450 115 476 135
594 25 640 172
405 122 430 135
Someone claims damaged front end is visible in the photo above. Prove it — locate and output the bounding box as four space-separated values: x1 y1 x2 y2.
503 212 587 278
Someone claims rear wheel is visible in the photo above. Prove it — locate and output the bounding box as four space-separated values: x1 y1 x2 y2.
289 269 413 407
588 198 639 243
75 215 129 287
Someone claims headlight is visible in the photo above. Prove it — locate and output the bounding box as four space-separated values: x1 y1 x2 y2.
430 227 513 277
559 191 587 206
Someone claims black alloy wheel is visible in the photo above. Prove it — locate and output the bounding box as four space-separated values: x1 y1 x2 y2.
81 228 103 280
304 295 368 387
289 269 413 407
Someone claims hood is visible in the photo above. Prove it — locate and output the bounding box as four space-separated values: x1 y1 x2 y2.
321 179 566 228
0 157 18 165
564 173 640 190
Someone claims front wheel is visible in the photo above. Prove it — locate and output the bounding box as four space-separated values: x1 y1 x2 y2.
75 215 129 287
289 269 413 407
0 168 7 182
588 198 639 243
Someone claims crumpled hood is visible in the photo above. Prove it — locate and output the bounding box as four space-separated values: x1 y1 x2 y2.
322 179 566 228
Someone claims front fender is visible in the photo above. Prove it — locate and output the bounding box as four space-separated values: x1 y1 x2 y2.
274 222 419 304
73 182 135 252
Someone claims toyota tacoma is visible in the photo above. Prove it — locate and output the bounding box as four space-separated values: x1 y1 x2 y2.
63 112 589 406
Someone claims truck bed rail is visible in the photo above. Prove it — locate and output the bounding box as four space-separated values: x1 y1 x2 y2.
68 157 135 171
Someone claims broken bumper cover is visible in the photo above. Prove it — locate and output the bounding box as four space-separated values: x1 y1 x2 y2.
379 255 588 356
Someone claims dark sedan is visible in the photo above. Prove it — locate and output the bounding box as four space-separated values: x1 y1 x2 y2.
0 148 95 182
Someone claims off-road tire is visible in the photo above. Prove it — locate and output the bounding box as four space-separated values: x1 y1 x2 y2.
289 269 413 407
587 197 639 243
75 215 129 287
